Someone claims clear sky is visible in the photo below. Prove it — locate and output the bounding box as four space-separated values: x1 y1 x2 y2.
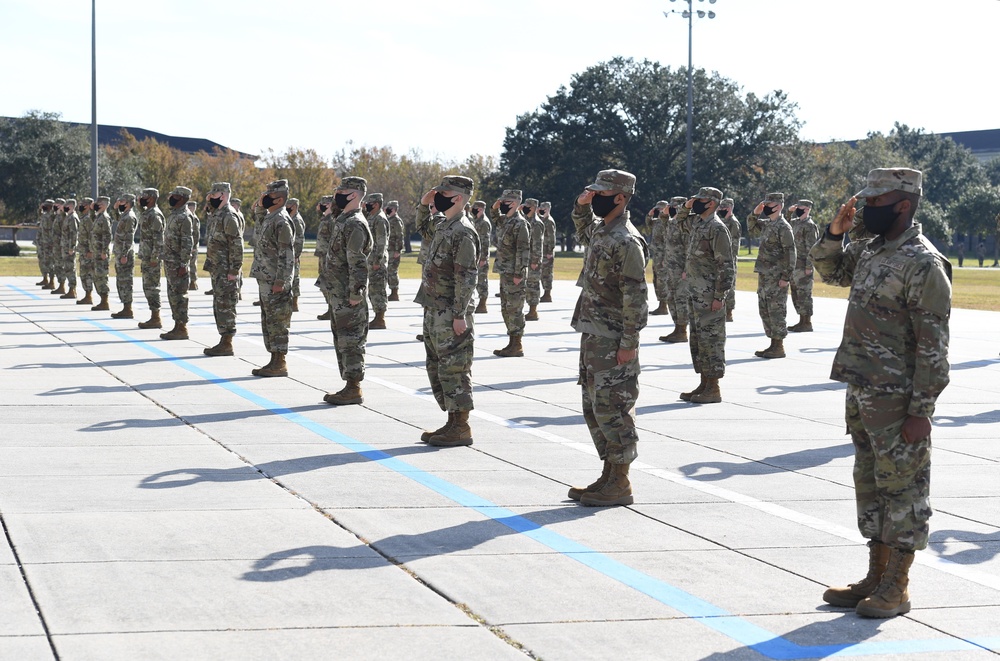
5 0 998 163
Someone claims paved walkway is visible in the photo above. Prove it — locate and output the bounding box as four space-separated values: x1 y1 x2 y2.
1 276 998 660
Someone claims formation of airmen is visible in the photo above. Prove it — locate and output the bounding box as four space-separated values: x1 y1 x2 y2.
28 165 950 621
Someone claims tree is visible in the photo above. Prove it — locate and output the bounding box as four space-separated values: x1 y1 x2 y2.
0 111 89 222
947 184 1000 241
887 123 986 211
260 147 337 234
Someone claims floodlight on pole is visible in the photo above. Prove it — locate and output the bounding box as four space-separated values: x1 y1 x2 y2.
664 0 717 187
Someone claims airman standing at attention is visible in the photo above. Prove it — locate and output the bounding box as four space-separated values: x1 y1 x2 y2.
386 200 404 302
48 199 67 293
320 177 373 405
56 198 81 300
659 196 692 343
568 169 648 507
748 192 796 359
314 195 336 321
136 188 166 329
489 189 531 356
75 197 96 306
364 192 390 329
36 200 54 289
160 186 195 340
717 198 741 322
539 201 557 303
186 199 201 291
249 180 296 377
285 197 306 312
203 182 244 356
648 200 669 316
523 198 544 321
111 194 138 319
89 196 113 311
471 200 492 313
788 199 819 332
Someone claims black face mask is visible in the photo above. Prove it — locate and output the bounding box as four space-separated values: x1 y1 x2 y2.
168 196 182 208
286 207 294 214
138 199 149 209
652 209 661 218
77 205 86 212
590 194 618 218
64 206 72 213
387 208 396 216
42 205 51 212
794 208 807 217
719 208 730 217
668 207 677 218
691 200 709 215
364 203 375 214
319 204 329 213
763 205 778 216
434 193 455 213
499 202 513 215
538 210 547 216
862 201 899 236
334 193 351 209
210 198 222 209
117 204 127 212
261 195 275 209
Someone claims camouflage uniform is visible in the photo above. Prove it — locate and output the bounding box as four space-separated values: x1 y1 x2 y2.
90 201 113 298
680 192 735 378
48 201 66 285
137 191 165 313
76 200 96 295
812 168 950 554
472 202 492 302
314 197 336 316
790 200 819 317
571 170 648 466
649 201 669 305
318 184 372 382
365 194 390 315
540 202 557 295
415 178 480 414
205 184 244 337
524 199 544 307
162 188 195 325
747 194 795 341
718 199 741 316
60 201 80 292
36 202 53 283
386 201 405 292
287 201 305 298
664 196 691 327
489 191 531 338
113 198 138 307
187 204 200 288
249 183 296 354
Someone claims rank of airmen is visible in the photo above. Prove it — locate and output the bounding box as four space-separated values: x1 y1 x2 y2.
31 165 950 620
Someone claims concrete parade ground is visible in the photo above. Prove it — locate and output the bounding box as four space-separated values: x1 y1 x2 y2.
1 275 999 661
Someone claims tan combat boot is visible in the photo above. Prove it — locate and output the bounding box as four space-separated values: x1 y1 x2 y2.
204 335 235 357
370 311 387 329
428 411 473 447
822 540 891 608
855 547 914 618
188 281 198 291
726 308 734 322
421 413 454 443
138 310 162 329
540 289 552 303
525 304 539 321
475 298 487 314
256 352 288 378
253 300 261 306
204 288 214 295
388 287 399 302
580 463 633 506
252 353 276 376
60 286 77 299
292 296 299 312
680 374 707 401
690 377 722 404
659 323 688 343
650 300 669 315
493 335 523 357
37 275 48 287
323 378 363 405
788 315 813 332
41 276 54 289
160 322 188 341
111 304 133 319
317 307 332 321
91 294 110 311
756 338 785 359
568 461 612 501
51 281 66 295
76 290 94 305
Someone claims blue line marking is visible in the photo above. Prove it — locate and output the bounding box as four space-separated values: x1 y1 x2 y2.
7 284 42 301
6 287 994 659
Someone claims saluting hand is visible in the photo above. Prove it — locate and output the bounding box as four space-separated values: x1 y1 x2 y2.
577 190 595 206
830 197 858 236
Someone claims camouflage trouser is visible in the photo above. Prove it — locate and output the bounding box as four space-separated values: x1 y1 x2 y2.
36 240 45 276
211 272 239 335
165 269 189 324
258 280 293 353
330 294 368 381
790 267 814 316
725 260 738 312
291 257 301 297
541 257 554 291
846 384 932 551
93 257 110 296
526 265 542 306
653 260 670 302
115 256 134 305
141 261 161 310
188 251 198 286
579 333 639 465
368 264 387 313
47 244 60 278
687 282 726 378
388 253 401 290
63 253 77 288
476 262 489 300
667 271 689 325
499 273 526 337
79 256 95 292
757 273 789 339
423 308 475 412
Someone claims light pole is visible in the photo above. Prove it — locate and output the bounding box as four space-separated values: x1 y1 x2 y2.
90 0 98 198
664 0 716 188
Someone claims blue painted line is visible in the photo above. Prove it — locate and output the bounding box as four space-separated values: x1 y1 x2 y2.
7 292 993 659
7 284 42 301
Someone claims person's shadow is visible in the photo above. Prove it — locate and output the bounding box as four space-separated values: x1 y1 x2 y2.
699 611 886 660
679 443 854 481
930 529 1000 565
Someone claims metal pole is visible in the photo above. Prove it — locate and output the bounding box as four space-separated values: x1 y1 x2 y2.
685 0 693 187
90 0 98 198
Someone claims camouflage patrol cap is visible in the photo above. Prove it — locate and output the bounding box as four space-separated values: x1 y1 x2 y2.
319 195 334 204
169 186 192 198
54 197 66 204
386 199 399 209
654 200 669 209
186 200 197 207
471 200 486 209
523 198 539 207
365 193 384 204
669 196 687 206
433 175 474 196
694 187 723 203
97 196 110 204
501 189 523 201
539 201 552 210
586 169 636 195
65 198 77 206
117 193 136 204
266 179 289 195
795 199 813 208
231 198 242 205
210 182 231 194
82 197 94 205
855 167 923 198
141 188 159 198
338 177 368 194
764 192 784 204
43 198 54 205
287 198 300 206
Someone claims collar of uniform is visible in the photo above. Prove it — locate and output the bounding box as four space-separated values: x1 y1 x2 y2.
871 222 921 254
599 210 630 231
339 208 364 221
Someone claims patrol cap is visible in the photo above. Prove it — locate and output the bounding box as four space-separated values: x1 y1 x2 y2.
210 182 231 194
669 196 687 206
319 195 334 204
97 196 111 204
365 193 384 204
265 179 289 195
501 189 522 201
586 169 636 195
186 200 197 207
117 193 135 204
169 186 192 198
523 197 539 207
694 187 723 203
653 200 669 209
287 198 300 206
764 192 784 204
54 197 66 205
231 198 242 206
795 199 813 208
141 188 159 198
433 175 474 197
43 198 54 205
386 199 399 209
65 198 77 206
338 177 368 195
539 201 552 210
855 167 923 198
82 197 94 205
719 197 735 208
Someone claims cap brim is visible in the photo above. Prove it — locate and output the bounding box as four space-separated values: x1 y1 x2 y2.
854 186 894 199
585 183 614 192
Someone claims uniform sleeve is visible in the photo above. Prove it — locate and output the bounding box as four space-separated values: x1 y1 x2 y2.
276 220 295 286
452 230 480 317
780 224 796 281
224 213 244 276
906 256 952 417
415 204 433 240
713 225 735 298
151 213 165 260
514 222 531 275
620 239 648 351
388 217 403 252
346 223 371 302
373 219 388 266
746 213 763 238
810 229 857 287
178 215 194 266
571 203 600 246
544 220 555 255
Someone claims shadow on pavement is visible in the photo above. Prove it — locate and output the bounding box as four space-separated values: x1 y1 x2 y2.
929 529 1000 564
80 403 331 431
678 443 854 481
